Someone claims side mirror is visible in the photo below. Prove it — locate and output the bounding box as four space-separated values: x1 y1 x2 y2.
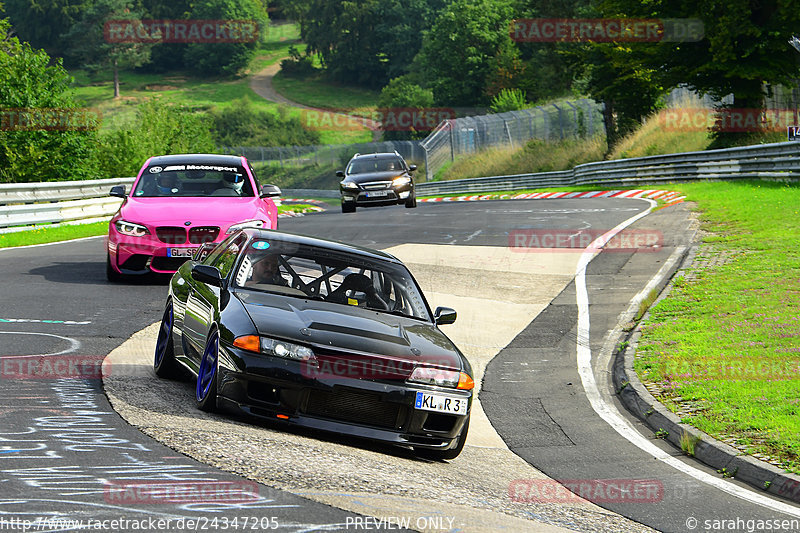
260 184 282 198
408 164 417 172
433 306 457 325
192 264 224 287
336 170 345 178
109 185 126 198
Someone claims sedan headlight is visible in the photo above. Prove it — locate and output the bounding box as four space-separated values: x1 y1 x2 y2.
408 366 474 390
233 335 316 363
114 220 150 237
341 181 359 189
392 176 411 187
227 220 268 234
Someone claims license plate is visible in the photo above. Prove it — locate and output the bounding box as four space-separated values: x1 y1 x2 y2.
415 391 468 415
167 248 198 258
366 190 389 197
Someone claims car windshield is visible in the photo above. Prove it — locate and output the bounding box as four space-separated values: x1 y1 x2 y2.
347 158 403 174
133 165 255 197
233 239 431 321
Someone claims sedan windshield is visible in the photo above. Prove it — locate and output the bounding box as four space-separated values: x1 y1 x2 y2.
233 239 431 321
347 158 403 174
133 166 255 197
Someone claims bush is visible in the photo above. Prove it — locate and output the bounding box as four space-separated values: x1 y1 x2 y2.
209 99 321 147
95 100 217 177
490 88 528 113
377 77 435 140
279 45 317 77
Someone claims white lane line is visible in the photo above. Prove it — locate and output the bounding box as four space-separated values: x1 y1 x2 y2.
0 331 81 357
0 318 91 325
575 200 800 517
0 235 104 251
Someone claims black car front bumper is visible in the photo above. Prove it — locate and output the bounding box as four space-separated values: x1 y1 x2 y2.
216 344 471 451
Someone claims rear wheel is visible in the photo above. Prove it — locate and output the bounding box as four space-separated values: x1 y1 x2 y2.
341 201 356 213
106 253 123 282
154 301 179 378
415 415 469 461
405 193 417 208
196 328 219 412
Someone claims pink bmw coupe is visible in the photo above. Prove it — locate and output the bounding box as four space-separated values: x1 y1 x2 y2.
106 154 281 281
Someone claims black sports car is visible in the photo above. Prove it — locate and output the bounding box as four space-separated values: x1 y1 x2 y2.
154 228 473 460
337 151 417 213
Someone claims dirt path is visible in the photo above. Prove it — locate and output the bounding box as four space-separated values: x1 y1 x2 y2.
249 62 382 142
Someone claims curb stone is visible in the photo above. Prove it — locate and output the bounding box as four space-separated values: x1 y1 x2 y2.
610 240 800 504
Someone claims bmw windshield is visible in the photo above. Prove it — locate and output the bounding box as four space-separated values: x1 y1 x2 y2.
133 164 255 197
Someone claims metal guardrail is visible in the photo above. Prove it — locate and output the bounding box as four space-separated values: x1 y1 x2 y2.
2 140 798 228
416 141 800 195
0 178 134 229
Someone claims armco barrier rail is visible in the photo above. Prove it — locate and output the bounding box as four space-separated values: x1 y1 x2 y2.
416 140 800 195
0 178 134 229
2 140 798 228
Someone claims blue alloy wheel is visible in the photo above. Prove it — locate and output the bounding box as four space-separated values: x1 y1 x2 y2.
154 304 173 368
196 330 219 404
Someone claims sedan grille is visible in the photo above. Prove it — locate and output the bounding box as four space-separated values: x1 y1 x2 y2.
189 226 220 244
304 388 402 429
361 181 393 190
156 227 186 244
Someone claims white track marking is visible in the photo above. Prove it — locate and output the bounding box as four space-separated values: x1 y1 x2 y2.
0 235 104 252
575 199 800 516
0 332 81 357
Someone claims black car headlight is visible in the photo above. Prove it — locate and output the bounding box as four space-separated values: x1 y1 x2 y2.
392 176 411 187
114 220 150 237
233 335 317 363
341 181 359 190
407 366 474 390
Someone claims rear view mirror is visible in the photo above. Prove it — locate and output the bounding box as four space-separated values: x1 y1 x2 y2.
260 184 282 198
434 307 457 325
109 185 126 198
408 164 417 172
192 264 224 287
336 170 345 178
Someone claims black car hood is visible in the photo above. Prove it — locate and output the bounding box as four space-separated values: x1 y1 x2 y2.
236 291 463 370
345 171 407 184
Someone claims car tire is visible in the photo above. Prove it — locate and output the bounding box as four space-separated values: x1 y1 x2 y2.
415 414 469 461
405 193 417 208
341 202 356 213
196 328 219 412
154 301 179 379
106 253 123 282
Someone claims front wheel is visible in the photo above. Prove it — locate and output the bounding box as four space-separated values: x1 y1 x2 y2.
341 202 356 213
415 414 469 461
405 193 417 208
106 253 123 282
196 328 219 412
154 301 179 378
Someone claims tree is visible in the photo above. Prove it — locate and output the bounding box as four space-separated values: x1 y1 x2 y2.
293 0 443 89
4 0 88 57
377 77 435 140
413 0 516 106
0 14 98 182
62 0 152 98
183 0 267 77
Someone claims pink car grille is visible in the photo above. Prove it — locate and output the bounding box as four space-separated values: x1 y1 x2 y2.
189 226 220 244
156 227 186 244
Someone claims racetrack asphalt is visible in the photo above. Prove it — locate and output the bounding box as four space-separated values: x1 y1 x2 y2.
2 198 799 532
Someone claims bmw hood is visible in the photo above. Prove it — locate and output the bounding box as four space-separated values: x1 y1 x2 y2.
236 292 464 370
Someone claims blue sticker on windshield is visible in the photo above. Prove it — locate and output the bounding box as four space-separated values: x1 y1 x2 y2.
252 241 270 250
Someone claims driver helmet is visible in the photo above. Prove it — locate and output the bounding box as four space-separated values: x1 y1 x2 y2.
156 173 179 194
222 172 244 194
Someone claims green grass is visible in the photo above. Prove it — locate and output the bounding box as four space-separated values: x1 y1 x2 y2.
0 222 108 248
68 22 372 146
633 180 800 472
271 71 380 114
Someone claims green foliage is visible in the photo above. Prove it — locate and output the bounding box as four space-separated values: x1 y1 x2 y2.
4 0 88 55
413 0 516 106
183 0 267 77
209 99 320 147
295 0 443 89
95 100 216 177
377 77 434 140
0 17 98 182
279 44 316 77
489 88 528 113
